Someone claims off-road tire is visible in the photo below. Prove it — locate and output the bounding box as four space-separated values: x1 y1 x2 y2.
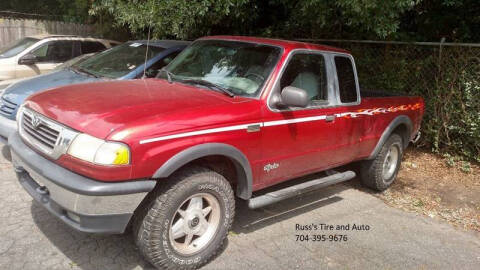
133 166 235 270
360 133 403 191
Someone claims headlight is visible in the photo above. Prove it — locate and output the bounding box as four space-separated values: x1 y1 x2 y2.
67 133 130 165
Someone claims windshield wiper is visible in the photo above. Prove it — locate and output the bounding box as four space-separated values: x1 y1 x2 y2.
181 79 235 97
71 66 100 78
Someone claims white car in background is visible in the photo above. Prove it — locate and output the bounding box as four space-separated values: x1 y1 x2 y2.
0 34 119 81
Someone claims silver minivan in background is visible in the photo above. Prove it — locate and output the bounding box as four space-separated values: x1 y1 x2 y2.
0 34 119 81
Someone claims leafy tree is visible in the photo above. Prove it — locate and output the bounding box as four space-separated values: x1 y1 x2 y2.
400 0 480 42
91 0 420 40
90 0 258 39
263 0 419 39
2 0 479 42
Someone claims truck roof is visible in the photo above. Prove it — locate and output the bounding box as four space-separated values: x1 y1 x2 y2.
202 35 350 54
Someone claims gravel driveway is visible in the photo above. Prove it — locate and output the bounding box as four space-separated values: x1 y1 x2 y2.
0 142 479 270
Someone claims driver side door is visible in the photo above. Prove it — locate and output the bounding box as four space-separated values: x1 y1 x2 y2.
259 51 346 187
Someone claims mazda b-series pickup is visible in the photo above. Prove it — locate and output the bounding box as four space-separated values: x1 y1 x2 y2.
9 36 424 269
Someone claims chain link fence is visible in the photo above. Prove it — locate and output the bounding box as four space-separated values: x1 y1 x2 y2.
299 39 480 162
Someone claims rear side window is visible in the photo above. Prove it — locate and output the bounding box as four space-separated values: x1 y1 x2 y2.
81 42 107 54
334 56 358 103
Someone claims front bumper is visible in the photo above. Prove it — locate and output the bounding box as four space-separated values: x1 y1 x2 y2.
0 116 16 143
9 132 156 233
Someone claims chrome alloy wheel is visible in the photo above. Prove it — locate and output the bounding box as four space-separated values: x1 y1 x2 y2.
382 144 400 180
169 193 221 255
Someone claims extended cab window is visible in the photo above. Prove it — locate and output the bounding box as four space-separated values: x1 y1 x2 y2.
334 56 358 103
31 41 75 63
280 53 328 104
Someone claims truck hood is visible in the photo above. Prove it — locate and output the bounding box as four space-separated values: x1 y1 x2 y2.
25 79 252 139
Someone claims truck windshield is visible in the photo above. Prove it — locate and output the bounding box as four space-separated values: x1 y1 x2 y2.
73 42 165 79
0 37 39 58
163 40 282 97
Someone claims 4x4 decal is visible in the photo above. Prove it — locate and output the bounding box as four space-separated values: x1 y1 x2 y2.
264 163 280 172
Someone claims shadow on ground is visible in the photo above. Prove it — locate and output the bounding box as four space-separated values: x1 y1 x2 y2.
232 180 353 234
30 172 358 269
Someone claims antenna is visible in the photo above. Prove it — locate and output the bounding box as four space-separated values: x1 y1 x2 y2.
142 24 151 78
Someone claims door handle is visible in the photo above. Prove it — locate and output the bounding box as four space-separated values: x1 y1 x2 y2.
247 124 261 132
325 115 336 122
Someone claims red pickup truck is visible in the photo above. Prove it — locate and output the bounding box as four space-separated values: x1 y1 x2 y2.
9 36 423 269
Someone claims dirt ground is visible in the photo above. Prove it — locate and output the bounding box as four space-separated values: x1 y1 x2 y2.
377 148 480 232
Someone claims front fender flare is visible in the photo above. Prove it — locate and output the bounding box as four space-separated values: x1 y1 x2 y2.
368 115 413 159
153 143 253 199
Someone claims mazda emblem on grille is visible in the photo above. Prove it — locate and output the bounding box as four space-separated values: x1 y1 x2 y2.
31 115 41 129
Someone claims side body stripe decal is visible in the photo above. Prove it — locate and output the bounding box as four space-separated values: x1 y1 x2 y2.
139 123 263 144
139 103 421 145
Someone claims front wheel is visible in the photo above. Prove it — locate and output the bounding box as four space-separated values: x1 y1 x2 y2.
360 133 403 191
134 167 235 270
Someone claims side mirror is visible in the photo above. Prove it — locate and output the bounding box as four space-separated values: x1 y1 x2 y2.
18 54 37 65
280 86 309 108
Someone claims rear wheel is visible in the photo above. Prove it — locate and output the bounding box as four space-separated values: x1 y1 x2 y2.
360 133 403 191
134 167 235 269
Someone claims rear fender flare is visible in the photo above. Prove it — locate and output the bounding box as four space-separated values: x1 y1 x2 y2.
368 115 412 159
152 143 253 199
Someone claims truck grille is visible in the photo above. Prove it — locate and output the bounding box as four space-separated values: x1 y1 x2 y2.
0 97 17 116
22 112 60 150
18 108 78 159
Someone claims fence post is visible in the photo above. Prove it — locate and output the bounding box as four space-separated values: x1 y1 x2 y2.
438 37 445 73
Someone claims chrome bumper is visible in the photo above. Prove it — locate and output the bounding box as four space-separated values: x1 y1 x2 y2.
0 116 16 142
9 132 156 233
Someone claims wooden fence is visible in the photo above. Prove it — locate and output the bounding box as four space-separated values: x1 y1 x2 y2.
0 17 95 48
